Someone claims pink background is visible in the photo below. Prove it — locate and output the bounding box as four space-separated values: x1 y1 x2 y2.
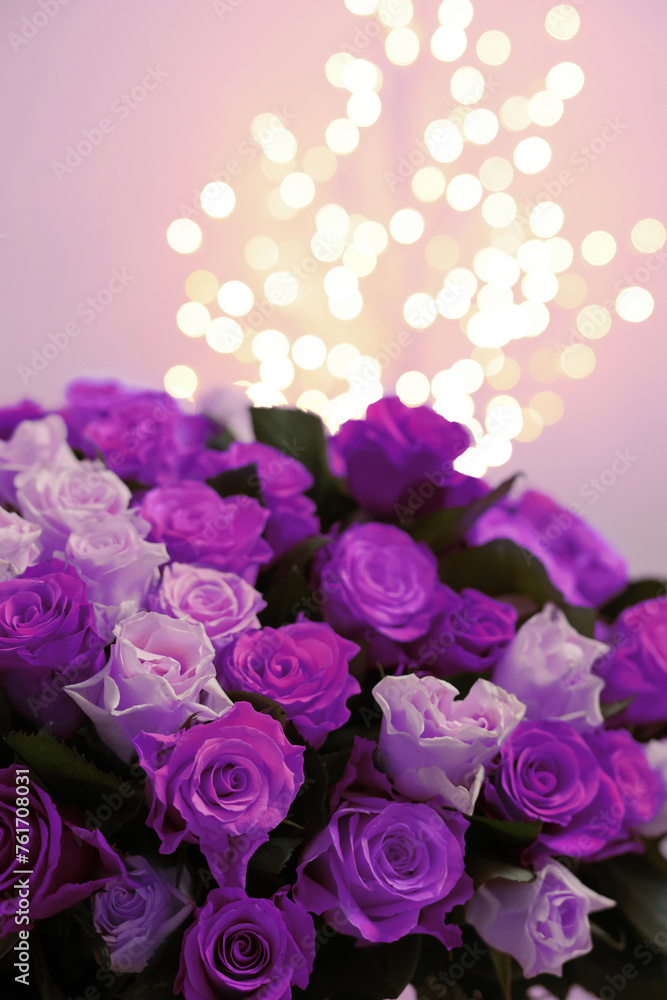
1 0 665 577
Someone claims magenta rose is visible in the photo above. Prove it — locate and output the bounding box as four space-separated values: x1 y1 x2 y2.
594 597 667 726
483 719 624 860
407 585 517 677
294 738 473 946
219 621 361 748
92 855 193 973
318 522 440 648
139 482 272 583
0 399 44 440
175 886 314 1000
330 396 472 520
0 559 105 736
133 701 304 884
62 379 217 485
150 563 265 650
210 441 320 558
0 764 124 936
466 859 614 978
468 490 627 607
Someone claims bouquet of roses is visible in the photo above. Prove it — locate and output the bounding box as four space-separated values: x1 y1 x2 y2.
0 380 665 1000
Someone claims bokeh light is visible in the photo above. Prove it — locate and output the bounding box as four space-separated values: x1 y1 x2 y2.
615 286 655 322
513 137 552 174
396 371 430 405
206 318 244 354
386 27 420 65
165 365 197 398
412 166 446 202
390 208 425 243
431 25 467 62
176 301 210 338
167 218 202 254
185 270 219 303
545 5 581 40
292 335 327 370
546 62 585 99
476 30 511 66
200 181 236 218
581 230 617 265
425 119 464 163
631 218 667 253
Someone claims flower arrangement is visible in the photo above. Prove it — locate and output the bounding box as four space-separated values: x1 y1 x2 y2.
0 380 665 1000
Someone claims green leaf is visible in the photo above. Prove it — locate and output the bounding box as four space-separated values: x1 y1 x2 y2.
407 475 521 554
603 855 667 954
259 535 330 590
307 933 421 1000
601 695 636 719
466 853 537 885
259 566 316 628
439 538 597 636
4 730 125 811
488 946 512 1000
601 578 667 620
250 406 355 529
248 836 301 875
206 423 236 452
467 814 542 848
205 462 264 503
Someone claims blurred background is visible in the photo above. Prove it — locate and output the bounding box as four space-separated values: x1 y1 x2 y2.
1 0 665 575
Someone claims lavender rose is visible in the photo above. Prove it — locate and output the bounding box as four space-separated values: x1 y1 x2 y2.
219 621 360 748
468 490 627 607
0 507 42 581
294 738 473 946
150 563 265 650
0 764 124 936
92 855 194 973
594 597 667 726
407 586 517 677
139 482 272 583
0 414 77 505
465 860 614 978
319 522 440 646
483 719 624 860
65 611 232 762
0 560 105 736
175 886 314 1000
66 515 168 637
330 395 471 519
134 701 304 883
493 604 607 731
16 460 133 556
374 674 525 813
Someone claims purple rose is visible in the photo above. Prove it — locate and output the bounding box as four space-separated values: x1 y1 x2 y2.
330 396 471 519
294 738 473 946
264 494 320 560
65 515 169 637
62 379 216 485
219 621 361 749
16 460 133 557
92 855 194 973
634 739 667 839
0 560 105 736
493 604 607 731
175 886 314 1000
465 859 614 978
150 563 265 651
407 586 517 677
468 490 627 607
65 611 232 762
0 764 124 936
594 598 667 726
0 414 77 505
584 728 660 859
483 720 623 860
318 522 440 646
139 482 272 583
210 441 320 558
134 701 304 883
0 399 44 440
0 507 42 581
374 674 525 813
